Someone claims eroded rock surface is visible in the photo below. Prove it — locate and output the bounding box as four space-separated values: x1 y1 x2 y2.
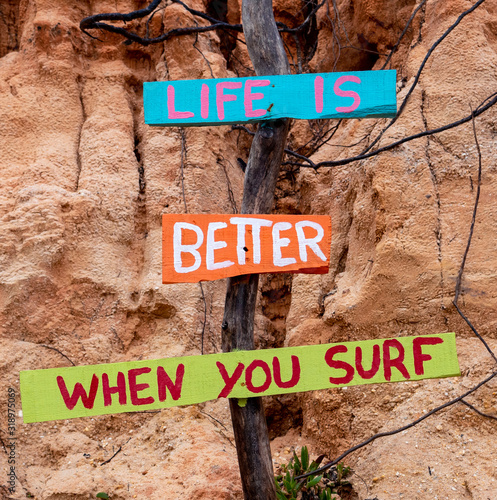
1 0 496 498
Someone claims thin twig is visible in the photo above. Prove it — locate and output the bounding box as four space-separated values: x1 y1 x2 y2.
451 111 497 364
199 282 207 354
295 96 497 483
380 0 428 70
100 438 131 466
199 409 229 431
179 128 187 213
294 369 497 481
461 399 497 421
362 0 487 155
453 109 482 305
453 302 497 364
283 92 497 169
192 19 214 78
40 344 76 366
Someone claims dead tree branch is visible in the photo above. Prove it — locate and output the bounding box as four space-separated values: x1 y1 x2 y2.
100 438 131 466
294 94 497 484
362 0 487 155
294 369 497 482
282 91 497 169
460 399 497 421
40 344 76 366
80 0 326 48
380 0 428 70
452 112 497 364
281 0 487 169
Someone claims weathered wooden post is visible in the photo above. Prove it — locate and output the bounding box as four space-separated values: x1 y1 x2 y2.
220 1 291 498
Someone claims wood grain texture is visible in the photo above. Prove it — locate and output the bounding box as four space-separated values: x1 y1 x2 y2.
144 70 397 126
222 1 292 498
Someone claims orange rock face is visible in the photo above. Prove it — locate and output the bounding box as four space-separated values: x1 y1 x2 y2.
1 0 497 498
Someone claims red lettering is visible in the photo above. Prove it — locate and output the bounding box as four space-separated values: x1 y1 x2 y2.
128 367 154 406
355 345 380 379
383 339 410 381
217 361 245 398
325 346 354 384
413 337 444 375
57 374 99 410
272 355 301 388
157 364 185 401
245 360 272 393
102 372 127 407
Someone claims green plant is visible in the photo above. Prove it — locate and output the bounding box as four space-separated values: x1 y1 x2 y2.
96 493 109 499
274 446 351 500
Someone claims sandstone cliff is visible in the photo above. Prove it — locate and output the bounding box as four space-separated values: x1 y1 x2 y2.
1 0 496 499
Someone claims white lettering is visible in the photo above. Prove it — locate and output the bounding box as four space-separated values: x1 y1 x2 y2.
295 221 326 262
173 222 203 273
206 222 234 270
272 222 297 267
230 217 272 265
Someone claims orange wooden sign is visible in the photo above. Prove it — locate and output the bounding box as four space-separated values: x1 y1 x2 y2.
162 214 331 283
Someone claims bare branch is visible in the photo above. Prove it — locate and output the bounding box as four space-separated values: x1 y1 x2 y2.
294 369 497 482
452 111 497 365
453 109 482 305
100 438 131 466
293 96 497 484
461 399 497 421
362 0 487 155
40 344 76 366
79 0 326 47
283 92 497 169
380 0 428 70
199 282 207 355
179 128 188 213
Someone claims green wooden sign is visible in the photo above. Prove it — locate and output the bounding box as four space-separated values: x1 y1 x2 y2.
20 333 459 423
144 70 397 127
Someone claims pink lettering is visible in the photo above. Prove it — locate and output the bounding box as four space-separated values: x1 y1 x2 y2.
216 81 242 120
167 85 194 119
244 79 269 118
201 83 209 119
314 76 324 114
334 75 361 113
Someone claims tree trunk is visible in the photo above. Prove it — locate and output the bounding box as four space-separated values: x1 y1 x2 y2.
221 1 291 499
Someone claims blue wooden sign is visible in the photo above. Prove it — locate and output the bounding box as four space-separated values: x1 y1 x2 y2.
144 70 397 127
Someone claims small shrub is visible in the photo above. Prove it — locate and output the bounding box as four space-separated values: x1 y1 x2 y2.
274 446 351 500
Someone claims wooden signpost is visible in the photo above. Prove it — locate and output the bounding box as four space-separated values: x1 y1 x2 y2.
20 333 459 423
18 59 460 500
162 214 331 283
144 70 397 127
